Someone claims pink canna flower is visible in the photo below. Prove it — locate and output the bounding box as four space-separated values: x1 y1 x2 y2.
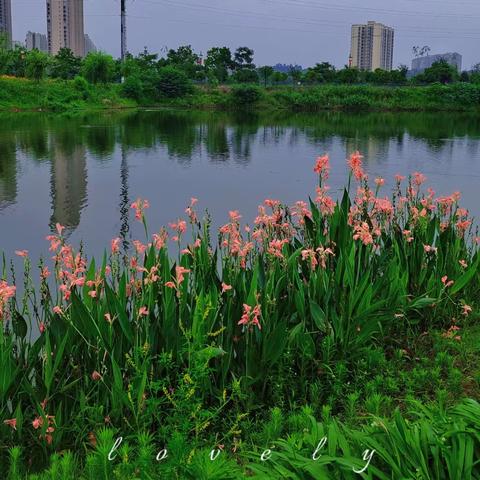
423 245 437 254
238 303 262 331
221 283 232 294
313 154 330 180
91 371 102 381
15 250 28 258
32 417 43 430
3 418 17 430
374 177 385 187
111 238 121 254
40 266 51 280
88 290 97 298
229 210 242 222
459 259 468 269
138 306 149 316
131 198 150 221
165 281 176 289
441 276 454 288
413 172 426 186
39 322 46 334
53 306 63 315
462 304 472 316
395 174 406 183
348 151 366 181
104 313 113 324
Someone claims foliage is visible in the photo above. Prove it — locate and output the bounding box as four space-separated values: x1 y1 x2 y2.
50 48 82 80
205 47 233 83
414 60 460 85
155 66 193 98
0 153 478 477
257 66 274 87
230 84 263 105
81 52 115 84
25 50 49 82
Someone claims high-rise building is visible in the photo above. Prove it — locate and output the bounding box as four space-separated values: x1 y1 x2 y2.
411 53 462 76
84 34 96 54
350 21 394 71
46 0 85 57
0 0 12 46
26 31 48 52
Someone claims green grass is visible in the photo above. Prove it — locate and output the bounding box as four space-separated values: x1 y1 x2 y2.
2 76 480 113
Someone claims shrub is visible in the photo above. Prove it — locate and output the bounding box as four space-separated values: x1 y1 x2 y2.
155 66 193 98
81 52 115 84
25 50 49 82
230 84 262 106
121 75 144 101
72 75 90 100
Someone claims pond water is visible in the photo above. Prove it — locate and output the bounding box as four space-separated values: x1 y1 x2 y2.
1 109 479 263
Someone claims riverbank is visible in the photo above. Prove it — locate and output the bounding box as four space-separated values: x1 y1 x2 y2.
2 76 480 113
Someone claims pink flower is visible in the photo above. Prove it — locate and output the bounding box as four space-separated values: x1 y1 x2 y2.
395 174 406 183
138 306 149 316
88 290 97 298
462 304 472 316
104 313 113 324
348 151 366 181
423 245 437 254
413 172 426 186
313 154 330 180
56 223 65 236
165 281 176 289
131 198 150 221
53 306 63 315
459 260 468 269
15 250 28 258
40 266 51 280
111 238 121 254
238 303 262 331
441 276 454 288
32 417 43 430
374 177 385 187
221 283 232 294
91 371 102 381
4 418 17 430
39 322 46 334
229 210 242 222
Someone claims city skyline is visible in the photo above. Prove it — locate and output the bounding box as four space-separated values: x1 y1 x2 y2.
7 0 480 69
0 0 12 45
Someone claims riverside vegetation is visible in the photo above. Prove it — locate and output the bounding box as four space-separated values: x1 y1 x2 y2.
0 152 479 478
2 41 480 112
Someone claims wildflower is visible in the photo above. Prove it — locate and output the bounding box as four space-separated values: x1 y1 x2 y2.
459 259 468 269
39 322 46 334
53 306 63 315
152 229 168 250
238 303 262 331
313 154 330 180
91 371 102 381
15 250 28 257
32 417 43 430
221 283 232 294
111 237 121 254
395 174 406 183
267 239 289 259
315 186 335 216
353 222 373 245
40 266 50 279
185 198 198 223
374 177 385 187
132 240 147 255
462 304 472 316
0 281 16 321
423 245 437 254
104 313 113 324
138 306 149 317
441 276 454 288
301 249 318 270
88 290 97 298
229 210 242 222
169 220 187 241
402 230 414 243
3 418 16 430
413 172 426 186
56 223 65 235
348 151 366 181
131 198 150 221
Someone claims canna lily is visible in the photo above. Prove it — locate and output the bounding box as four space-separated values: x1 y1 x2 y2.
131 198 150 221
238 303 262 331
3 418 17 430
15 250 28 257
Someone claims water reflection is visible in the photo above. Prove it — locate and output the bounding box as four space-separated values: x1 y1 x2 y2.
0 110 479 254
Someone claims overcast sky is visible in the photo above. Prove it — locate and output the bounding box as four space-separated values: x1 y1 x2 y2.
11 0 480 69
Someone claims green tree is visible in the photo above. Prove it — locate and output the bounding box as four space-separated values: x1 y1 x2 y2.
50 48 81 80
289 66 303 85
233 46 255 70
271 71 288 85
415 60 459 84
25 49 49 81
156 66 193 98
166 45 204 80
205 47 232 83
257 65 274 87
81 52 115 84
305 62 336 84
336 67 360 84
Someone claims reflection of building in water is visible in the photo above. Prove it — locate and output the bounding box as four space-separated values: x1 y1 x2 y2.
0 136 17 210
49 144 87 232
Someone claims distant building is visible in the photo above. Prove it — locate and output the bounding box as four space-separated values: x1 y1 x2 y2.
0 0 12 46
47 0 85 57
350 21 394 71
273 63 304 74
84 34 96 54
26 31 48 52
410 52 462 76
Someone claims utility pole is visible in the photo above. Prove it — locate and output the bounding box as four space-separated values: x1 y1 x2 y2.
121 0 127 61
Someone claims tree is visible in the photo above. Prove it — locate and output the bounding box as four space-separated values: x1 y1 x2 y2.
166 45 204 80
25 50 49 81
156 66 193 98
271 71 288 85
336 67 360 84
81 52 115 84
459 71 470 83
305 62 336 84
415 60 459 84
233 47 255 70
257 65 274 87
289 66 303 85
50 48 81 80
205 47 232 83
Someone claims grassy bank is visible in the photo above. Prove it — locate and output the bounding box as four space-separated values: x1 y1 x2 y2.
2 76 480 113
0 153 479 477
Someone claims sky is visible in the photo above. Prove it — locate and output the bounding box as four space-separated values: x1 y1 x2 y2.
11 0 480 69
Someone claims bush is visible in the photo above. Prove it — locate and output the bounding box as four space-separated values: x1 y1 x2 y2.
25 50 49 81
155 66 193 98
230 84 262 106
73 75 90 100
81 52 115 84
121 75 144 101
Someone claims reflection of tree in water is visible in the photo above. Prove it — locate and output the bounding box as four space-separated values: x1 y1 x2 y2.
203 120 229 161
119 142 130 253
0 135 17 211
85 125 116 159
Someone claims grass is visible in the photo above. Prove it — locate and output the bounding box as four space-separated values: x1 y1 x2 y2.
0 152 479 477
2 76 480 113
